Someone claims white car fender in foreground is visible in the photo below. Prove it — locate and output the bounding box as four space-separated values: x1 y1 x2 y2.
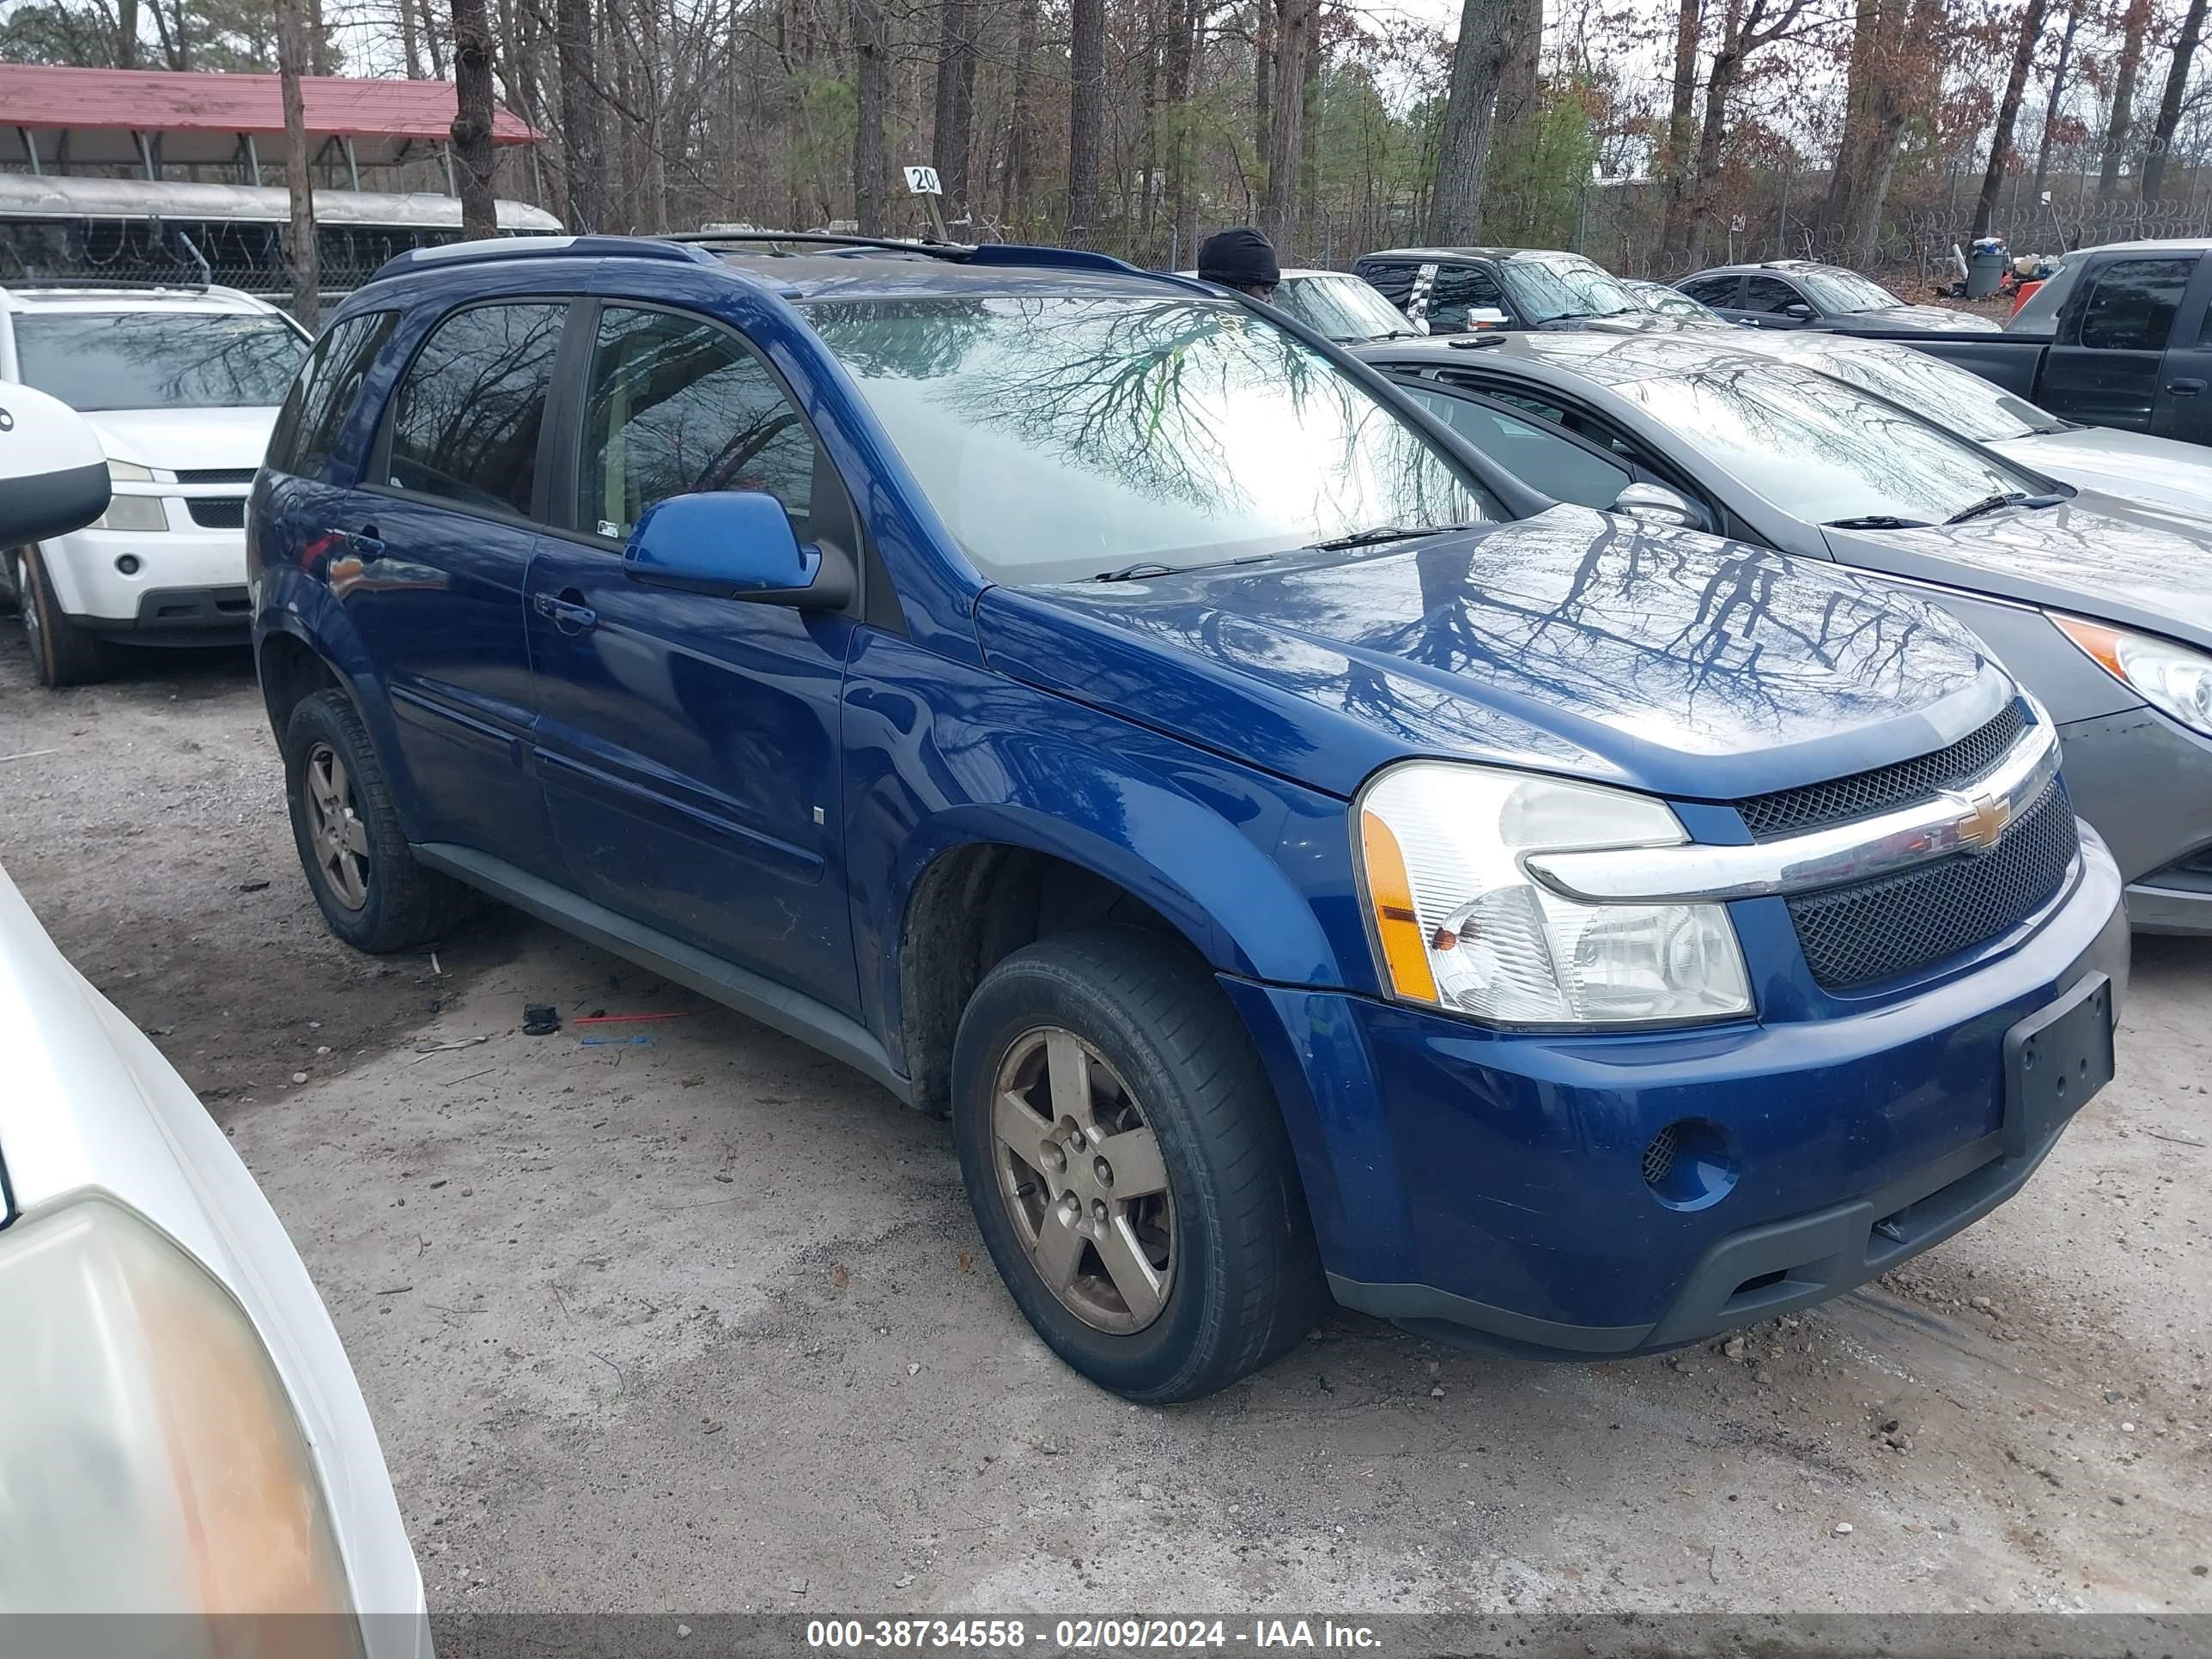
0 865 428 1656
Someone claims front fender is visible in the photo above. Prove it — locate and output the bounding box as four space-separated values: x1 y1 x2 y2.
252 562 430 844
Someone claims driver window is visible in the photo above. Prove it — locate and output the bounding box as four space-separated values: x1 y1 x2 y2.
1425 266 1507 332
1742 276 1803 316
1401 384 1630 508
575 306 817 540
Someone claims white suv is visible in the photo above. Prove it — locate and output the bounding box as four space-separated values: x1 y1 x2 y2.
0 283 308 685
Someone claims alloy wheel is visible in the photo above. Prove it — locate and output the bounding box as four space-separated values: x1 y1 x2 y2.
991 1026 1176 1334
303 740 371 910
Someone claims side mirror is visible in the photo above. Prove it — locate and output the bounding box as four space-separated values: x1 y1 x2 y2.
1610 481 1712 533
1783 303 1815 321
622 489 852 610
0 384 110 546
1467 307 1511 330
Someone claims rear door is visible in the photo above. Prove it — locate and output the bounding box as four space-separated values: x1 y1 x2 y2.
2148 254 2212 445
2040 252 2196 431
343 297 571 878
525 299 864 1013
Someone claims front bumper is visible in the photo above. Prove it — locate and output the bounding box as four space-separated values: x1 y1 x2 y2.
1224 824 2128 1358
2058 704 2212 934
39 506 249 634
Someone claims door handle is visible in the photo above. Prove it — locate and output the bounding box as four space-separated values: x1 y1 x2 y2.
326 525 384 561
533 589 599 634
2167 378 2206 396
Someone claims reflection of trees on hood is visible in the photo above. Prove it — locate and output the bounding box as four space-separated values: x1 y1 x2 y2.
1179 508 1966 749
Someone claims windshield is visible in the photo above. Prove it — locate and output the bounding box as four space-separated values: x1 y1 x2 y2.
1614 360 2038 525
808 295 1495 585
1790 345 2061 441
1272 272 1417 342
13 311 307 410
1794 269 1901 314
1498 257 1642 322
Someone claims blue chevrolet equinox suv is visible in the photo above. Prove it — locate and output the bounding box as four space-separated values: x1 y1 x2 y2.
248 233 2129 1401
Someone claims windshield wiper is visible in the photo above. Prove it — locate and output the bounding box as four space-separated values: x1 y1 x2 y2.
1945 490 2064 525
1305 523 1462 552
1824 514 1934 529
1090 561 1185 582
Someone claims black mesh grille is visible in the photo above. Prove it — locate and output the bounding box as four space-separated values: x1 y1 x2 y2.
1641 1124 1679 1188
1788 782 2079 989
1740 704 2026 840
175 467 258 485
185 497 246 529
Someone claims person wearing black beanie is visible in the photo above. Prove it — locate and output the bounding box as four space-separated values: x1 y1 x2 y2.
1195 228 1280 301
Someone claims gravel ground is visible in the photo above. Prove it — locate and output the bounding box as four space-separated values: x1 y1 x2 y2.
1 629 2207 1624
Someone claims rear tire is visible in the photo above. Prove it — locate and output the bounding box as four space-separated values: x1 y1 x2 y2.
952 926 1325 1402
283 689 474 953
18 547 108 688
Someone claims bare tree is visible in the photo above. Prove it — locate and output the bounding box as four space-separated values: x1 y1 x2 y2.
1066 0 1106 246
2142 0 2209 203
934 0 978 221
1001 0 1042 230
1425 0 1518 241
556 0 605 228
276 0 319 329
449 0 499 238
2029 0 2081 210
1261 0 1314 246
2099 0 2152 200
852 0 890 233
1972 0 2051 235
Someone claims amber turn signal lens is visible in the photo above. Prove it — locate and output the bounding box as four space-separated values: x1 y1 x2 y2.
1358 807 1439 1004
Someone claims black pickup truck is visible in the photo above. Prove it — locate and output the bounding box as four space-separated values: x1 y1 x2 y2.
1884 239 2212 447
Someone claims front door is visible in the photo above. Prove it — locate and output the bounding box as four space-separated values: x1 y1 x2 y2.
2041 253 2195 432
342 297 571 878
526 301 862 1014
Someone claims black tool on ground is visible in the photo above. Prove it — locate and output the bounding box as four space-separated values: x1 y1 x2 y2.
522 1004 562 1036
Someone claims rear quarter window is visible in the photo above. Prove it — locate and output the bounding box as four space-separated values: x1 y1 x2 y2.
267 310 398 478
1354 260 1420 309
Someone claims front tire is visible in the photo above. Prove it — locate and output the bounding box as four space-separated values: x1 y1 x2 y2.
952 927 1324 1402
283 689 473 952
17 547 108 688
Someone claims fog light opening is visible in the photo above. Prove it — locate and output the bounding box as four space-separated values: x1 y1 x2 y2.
1644 1117 1737 1211
114 554 141 576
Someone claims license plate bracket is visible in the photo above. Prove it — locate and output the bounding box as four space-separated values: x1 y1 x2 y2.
2002 971 2115 1159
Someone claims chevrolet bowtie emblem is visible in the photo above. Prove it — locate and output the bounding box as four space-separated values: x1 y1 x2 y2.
1955 791 2013 852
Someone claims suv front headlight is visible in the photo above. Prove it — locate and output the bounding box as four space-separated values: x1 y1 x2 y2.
2052 614 2212 738
1355 761 1752 1025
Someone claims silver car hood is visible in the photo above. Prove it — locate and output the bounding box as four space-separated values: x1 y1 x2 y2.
1826 494 2212 651
1993 426 2212 519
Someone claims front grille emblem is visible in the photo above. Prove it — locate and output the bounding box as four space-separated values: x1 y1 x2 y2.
1951 790 2014 854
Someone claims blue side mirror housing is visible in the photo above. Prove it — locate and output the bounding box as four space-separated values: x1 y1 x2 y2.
621 490 852 609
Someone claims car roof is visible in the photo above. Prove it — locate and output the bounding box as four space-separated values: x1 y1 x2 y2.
0 282 282 317
1360 327 1782 390
1681 261 1852 280
356 234 1212 308
2069 236 2212 254
1356 246 1574 264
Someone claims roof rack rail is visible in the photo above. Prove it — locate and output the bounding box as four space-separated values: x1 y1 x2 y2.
671 230 1179 282
366 234 720 286
665 229 974 260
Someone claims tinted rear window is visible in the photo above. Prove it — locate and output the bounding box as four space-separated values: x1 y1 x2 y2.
268 311 398 477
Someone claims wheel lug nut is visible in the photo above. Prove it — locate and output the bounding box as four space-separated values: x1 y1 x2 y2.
1091 1199 1108 1225
1093 1157 1112 1187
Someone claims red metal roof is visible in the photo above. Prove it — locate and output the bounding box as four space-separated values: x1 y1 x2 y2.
0 64 542 145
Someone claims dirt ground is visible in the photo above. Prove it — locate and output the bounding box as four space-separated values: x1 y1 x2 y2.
1 630 2208 1625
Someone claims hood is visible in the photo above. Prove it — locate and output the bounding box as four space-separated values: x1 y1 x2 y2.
82 406 278 473
1826 305 2003 334
1994 427 2212 520
976 506 2007 803
1826 495 2212 651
